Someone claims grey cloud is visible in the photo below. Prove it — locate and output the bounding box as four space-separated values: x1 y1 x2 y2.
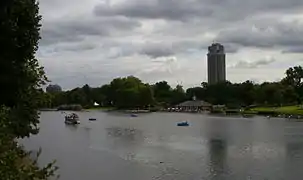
41 28 84 46
40 17 141 46
94 0 213 22
94 0 303 23
255 58 276 66
140 40 209 58
37 0 303 89
139 43 174 58
151 56 177 64
215 43 239 53
43 58 140 90
217 19 303 51
106 43 175 59
53 43 97 52
230 58 276 69
282 46 303 53
106 40 207 59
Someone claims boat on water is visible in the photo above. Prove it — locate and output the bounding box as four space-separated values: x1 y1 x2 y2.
130 114 138 117
89 118 97 121
65 113 80 125
177 121 189 126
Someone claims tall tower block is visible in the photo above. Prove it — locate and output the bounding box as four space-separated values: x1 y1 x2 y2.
207 43 226 84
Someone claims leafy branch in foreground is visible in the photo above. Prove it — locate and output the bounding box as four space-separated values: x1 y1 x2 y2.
0 107 58 180
0 0 57 179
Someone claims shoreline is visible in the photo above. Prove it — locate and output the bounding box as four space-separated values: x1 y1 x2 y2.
39 106 303 120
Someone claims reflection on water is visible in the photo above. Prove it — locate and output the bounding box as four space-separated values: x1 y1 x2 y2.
106 126 145 143
208 139 227 179
64 124 79 131
19 111 303 180
285 141 303 179
286 141 303 159
103 127 147 162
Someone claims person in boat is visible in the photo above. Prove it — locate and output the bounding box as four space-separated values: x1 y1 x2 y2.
70 113 78 119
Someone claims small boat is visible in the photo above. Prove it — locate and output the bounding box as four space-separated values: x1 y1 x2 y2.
89 118 97 121
130 114 138 117
65 113 80 125
177 121 189 126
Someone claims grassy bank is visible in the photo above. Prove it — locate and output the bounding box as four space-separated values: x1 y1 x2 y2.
245 105 303 116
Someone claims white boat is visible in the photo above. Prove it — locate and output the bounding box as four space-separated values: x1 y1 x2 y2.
65 113 80 125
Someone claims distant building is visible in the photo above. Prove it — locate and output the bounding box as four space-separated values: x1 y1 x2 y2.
46 84 62 93
175 100 212 112
207 43 226 84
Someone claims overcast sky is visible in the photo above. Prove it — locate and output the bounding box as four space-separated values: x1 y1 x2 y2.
38 0 303 89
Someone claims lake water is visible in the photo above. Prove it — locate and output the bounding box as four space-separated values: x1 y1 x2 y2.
21 111 303 180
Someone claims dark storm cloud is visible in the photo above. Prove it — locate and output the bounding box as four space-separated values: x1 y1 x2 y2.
140 45 174 58
40 17 141 46
94 0 214 22
41 0 303 53
139 40 214 58
92 0 303 54
217 19 303 51
94 0 303 22
138 41 189 58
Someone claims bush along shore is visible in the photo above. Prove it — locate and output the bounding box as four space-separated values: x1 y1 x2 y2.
0 107 58 179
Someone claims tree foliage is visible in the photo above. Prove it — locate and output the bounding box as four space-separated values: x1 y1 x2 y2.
41 66 303 110
0 0 47 138
0 0 56 179
0 107 58 179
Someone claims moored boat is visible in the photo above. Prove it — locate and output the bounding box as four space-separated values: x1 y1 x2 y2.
177 121 189 126
65 113 80 125
130 114 138 117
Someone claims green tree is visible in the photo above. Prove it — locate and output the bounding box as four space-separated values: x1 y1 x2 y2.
0 0 57 179
153 81 172 106
282 66 303 87
36 89 53 108
138 84 154 107
66 88 87 106
255 82 283 105
97 84 112 106
0 0 47 137
81 84 93 107
171 85 186 105
186 87 205 100
237 81 256 106
204 81 236 105
281 85 298 105
282 66 303 103
106 76 154 108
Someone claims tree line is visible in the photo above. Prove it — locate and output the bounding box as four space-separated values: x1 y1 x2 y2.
42 66 303 110
42 77 187 109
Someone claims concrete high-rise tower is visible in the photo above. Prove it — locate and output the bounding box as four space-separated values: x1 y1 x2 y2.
207 43 226 84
